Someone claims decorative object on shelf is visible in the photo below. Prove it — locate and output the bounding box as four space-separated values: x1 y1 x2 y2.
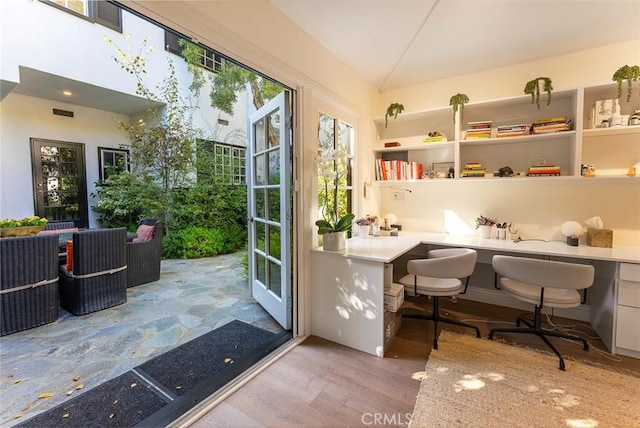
494 166 514 177
612 64 640 102
449 93 469 124
629 110 640 126
315 147 354 250
508 223 519 240
355 215 378 238
423 131 446 143
524 77 553 109
560 220 583 246
385 103 404 128
0 216 48 237
585 216 612 248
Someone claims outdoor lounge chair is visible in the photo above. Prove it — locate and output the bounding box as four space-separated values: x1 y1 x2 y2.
1 234 59 336
127 219 163 287
59 228 127 315
43 221 76 231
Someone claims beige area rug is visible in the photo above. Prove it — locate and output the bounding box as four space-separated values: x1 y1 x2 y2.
410 331 640 428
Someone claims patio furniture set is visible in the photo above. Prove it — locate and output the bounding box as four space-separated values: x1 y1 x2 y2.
0 220 163 336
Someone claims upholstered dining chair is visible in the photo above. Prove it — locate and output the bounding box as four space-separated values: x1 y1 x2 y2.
398 248 480 349
59 228 127 315
488 255 595 370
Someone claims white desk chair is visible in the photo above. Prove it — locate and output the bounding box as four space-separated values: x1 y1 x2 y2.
399 248 480 349
488 255 595 370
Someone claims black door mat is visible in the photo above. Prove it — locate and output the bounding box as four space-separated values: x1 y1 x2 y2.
16 320 291 428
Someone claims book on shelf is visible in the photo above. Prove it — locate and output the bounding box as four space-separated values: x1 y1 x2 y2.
526 165 561 176
375 158 423 181
384 141 401 148
531 117 572 134
461 161 486 177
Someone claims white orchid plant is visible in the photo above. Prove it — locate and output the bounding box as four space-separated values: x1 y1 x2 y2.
315 148 354 235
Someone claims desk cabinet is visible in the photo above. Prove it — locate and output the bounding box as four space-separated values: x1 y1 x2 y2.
616 263 640 358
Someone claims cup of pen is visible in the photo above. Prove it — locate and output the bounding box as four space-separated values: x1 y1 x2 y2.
496 223 507 240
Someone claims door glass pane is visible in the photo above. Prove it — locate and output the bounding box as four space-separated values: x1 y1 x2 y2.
255 153 266 185
268 150 280 185
254 118 265 152
268 226 281 260
256 221 266 252
41 146 59 162
267 188 280 223
268 112 280 148
256 253 266 285
318 113 333 150
255 188 266 219
268 259 281 297
60 147 77 162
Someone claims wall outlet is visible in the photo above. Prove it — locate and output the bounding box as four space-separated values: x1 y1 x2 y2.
393 191 405 201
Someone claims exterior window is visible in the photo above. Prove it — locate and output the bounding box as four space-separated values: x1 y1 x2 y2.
165 31 224 73
197 140 246 185
41 0 122 32
317 112 353 241
98 147 130 180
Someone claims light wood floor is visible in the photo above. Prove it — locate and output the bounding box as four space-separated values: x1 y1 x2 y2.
190 297 640 428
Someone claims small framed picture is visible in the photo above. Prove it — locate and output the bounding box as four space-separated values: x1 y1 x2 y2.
432 161 455 178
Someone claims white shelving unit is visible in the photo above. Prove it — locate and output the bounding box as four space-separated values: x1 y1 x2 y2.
373 83 640 183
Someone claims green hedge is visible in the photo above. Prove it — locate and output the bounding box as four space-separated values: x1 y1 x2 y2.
162 225 247 259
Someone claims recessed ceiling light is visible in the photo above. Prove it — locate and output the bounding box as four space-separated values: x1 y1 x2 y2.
62 90 72 96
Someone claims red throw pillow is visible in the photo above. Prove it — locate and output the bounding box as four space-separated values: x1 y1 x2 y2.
66 241 73 272
133 224 155 243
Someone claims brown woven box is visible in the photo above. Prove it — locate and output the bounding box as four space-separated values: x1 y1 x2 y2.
587 228 613 248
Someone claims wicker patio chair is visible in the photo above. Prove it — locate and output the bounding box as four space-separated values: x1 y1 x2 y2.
43 221 75 231
59 228 127 315
127 220 163 287
1 234 59 336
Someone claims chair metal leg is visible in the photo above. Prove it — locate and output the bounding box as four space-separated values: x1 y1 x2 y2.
402 295 481 350
488 305 588 370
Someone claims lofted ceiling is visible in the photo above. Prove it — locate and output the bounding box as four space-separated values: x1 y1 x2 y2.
270 0 640 91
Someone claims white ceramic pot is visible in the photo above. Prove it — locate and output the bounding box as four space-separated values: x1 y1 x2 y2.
322 231 346 251
478 225 492 239
358 224 370 238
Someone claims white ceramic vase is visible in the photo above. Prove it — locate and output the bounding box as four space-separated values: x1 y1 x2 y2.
358 224 370 238
478 225 492 239
322 231 346 251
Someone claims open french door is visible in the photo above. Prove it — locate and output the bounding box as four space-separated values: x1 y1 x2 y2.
247 91 292 330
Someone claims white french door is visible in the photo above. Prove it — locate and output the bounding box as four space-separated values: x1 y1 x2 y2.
247 91 292 330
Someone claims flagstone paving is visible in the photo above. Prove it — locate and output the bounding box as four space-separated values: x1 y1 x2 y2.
0 252 282 426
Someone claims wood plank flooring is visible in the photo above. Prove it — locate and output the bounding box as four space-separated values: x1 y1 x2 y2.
190 297 640 428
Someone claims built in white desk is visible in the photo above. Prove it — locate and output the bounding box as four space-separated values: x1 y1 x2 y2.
310 232 640 358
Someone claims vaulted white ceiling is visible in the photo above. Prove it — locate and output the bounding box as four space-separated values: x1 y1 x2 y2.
271 0 640 91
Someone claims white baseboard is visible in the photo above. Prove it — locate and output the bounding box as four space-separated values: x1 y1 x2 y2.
458 287 590 322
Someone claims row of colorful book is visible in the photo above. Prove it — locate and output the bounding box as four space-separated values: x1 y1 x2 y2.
463 116 572 139
465 121 492 139
375 159 423 180
497 123 530 138
531 116 572 134
526 165 561 176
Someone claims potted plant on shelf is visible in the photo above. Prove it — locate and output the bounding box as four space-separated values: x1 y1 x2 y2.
315 148 354 250
612 65 640 102
385 103 404 128
354 215 379 238
524 77 553 109
475 214 497 239
449 93 469 124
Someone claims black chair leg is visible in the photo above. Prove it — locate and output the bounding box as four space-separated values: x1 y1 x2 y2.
403 296 481 350
488 306 589 371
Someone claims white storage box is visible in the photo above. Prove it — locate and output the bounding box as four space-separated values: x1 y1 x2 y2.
384 282 405 312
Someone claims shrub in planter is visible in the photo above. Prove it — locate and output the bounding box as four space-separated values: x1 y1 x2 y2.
162 225 247 259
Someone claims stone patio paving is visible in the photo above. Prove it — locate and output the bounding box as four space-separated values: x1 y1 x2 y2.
0 252 283 426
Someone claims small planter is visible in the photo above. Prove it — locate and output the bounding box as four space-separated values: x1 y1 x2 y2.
358 225 370 239
478 225 492 239
0 225 45 238
322 232 346 251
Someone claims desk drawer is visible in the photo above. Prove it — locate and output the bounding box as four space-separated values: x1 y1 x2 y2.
620 263 640 282
616 305 640 352
619 280 640 308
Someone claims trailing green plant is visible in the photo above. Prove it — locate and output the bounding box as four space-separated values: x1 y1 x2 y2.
385 103 404 128
524 77 553 109
162 225 247 259
612 65 640 102
449 93 469 123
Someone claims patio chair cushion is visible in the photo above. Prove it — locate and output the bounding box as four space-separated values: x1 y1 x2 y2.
66 241 73 272
133 224 155 242
38 227 79 235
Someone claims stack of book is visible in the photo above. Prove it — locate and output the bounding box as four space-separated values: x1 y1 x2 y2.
375 159 423 180
526 165 561 176
465 121 492 139
531 116 572 134
422 131 447 143
497 123 530 138
461 162 486 177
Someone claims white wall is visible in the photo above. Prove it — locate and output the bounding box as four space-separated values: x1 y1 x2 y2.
0 94 130 225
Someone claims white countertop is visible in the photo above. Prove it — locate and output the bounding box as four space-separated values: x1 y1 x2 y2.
312 231 640 264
